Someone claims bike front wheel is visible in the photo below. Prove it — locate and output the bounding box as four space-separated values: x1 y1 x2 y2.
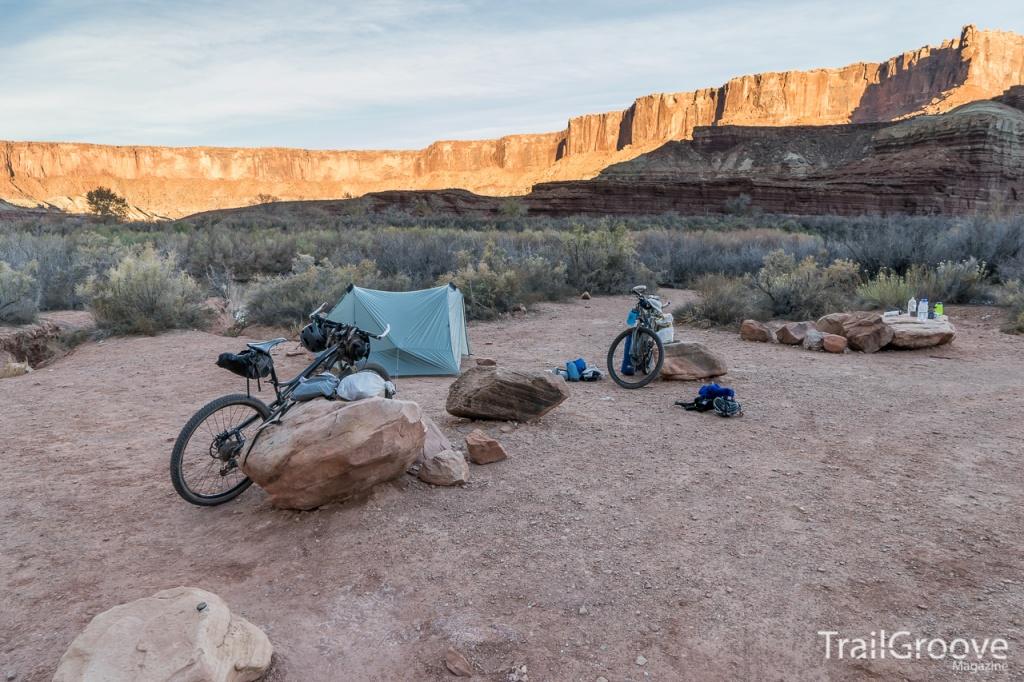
606 326 665 389
170 394 270 506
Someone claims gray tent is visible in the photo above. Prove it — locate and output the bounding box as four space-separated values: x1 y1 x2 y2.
328 283 470 376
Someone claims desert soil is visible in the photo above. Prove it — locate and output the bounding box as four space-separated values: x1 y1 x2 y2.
1 292 1022 681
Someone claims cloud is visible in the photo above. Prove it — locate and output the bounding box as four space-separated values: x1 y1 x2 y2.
0 0 1021 148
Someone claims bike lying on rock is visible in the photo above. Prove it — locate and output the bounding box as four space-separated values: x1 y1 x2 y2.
606 285 668 389
170 304 392 506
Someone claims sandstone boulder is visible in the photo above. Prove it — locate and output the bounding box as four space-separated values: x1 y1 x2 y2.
446 366 568 422
465 429 508 464
885 317 956 349
53 587 271 682
419 449 469 486
802 329 825 351
822 333 848 353
816 312 894 353
659 341 728 381
776 322 814 345
740 319 773 343
242 398 425 510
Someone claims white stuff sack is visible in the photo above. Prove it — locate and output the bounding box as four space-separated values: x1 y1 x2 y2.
656 312 675 344
336 370 388 401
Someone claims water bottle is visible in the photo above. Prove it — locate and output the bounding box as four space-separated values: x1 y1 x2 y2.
908 296 917 316
935 302 944 317
917 297 928 321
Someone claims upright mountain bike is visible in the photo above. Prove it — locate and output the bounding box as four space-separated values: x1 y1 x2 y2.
606 285 667 389
170 304 392 506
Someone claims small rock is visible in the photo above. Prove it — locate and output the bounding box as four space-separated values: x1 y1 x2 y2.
822 333 848 353
802 329 825 351
597 677 609 682
578 605 588 615
418 449 469 486
445 647 473 677
475 357 497 367
635 655 648 666
739 319 773 343
581 291 591 300
465 430 508 464
776 321 813 345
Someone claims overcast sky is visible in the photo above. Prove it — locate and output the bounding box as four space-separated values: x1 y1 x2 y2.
0 0 1021 149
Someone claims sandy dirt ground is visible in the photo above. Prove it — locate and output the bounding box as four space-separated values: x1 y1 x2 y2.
2 292 1023 681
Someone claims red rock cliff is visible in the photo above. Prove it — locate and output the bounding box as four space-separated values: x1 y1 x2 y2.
1 25 1022 218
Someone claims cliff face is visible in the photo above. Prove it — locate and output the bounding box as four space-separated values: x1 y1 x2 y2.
257 91 1023 219
2 25 1022 218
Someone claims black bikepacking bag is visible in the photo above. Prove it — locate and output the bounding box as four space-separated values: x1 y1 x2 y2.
216 350 271 380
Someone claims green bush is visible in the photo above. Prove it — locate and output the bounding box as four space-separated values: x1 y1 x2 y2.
443 242 570 320
0 261 40 324
998 281 1024 334
914 258 990 303
562 224 654 294
78 247 208 334
244 256 411 328
857 268 913 310
752 250 860 320
858 258 990 309
674 274 766 328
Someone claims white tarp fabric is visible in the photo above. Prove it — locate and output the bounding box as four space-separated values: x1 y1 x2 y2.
327 283 470 376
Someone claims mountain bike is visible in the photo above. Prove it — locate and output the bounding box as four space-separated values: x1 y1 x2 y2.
170 304 392 506
606 285 667 389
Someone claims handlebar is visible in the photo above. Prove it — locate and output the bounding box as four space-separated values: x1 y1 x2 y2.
310 304 389 340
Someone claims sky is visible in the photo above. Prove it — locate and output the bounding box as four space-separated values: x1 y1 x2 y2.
0 0 1021 150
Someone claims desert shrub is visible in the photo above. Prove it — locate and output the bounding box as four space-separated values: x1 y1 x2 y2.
724 193 753 215
636 228 823 285
78 247 208 334
443 243 570 320
182 225 298 281
674 274 764 328
0 230 127 310
562 225 654 294
445 260 524 321
752 250 860 320
998 281 1024 334
913 258 990 303
858 258 990 309
857 268 913 310
244 256 411 328
0 261 40 324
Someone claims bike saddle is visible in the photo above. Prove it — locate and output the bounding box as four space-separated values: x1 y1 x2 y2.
631 285 647 295
246 338 287 354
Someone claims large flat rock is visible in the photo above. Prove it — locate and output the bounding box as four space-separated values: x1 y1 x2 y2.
885 315 956 349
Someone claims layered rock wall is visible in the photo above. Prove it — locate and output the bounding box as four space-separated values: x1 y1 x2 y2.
2 25 1022 218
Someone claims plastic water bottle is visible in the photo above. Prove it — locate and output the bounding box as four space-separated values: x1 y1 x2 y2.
908 296 917 316
917 298 928 321
935 302 944 317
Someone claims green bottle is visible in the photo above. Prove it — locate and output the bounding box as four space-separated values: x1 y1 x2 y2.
934 302 944 317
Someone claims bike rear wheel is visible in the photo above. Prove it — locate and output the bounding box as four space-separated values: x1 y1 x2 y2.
607 326 665 389
170 394 270 506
